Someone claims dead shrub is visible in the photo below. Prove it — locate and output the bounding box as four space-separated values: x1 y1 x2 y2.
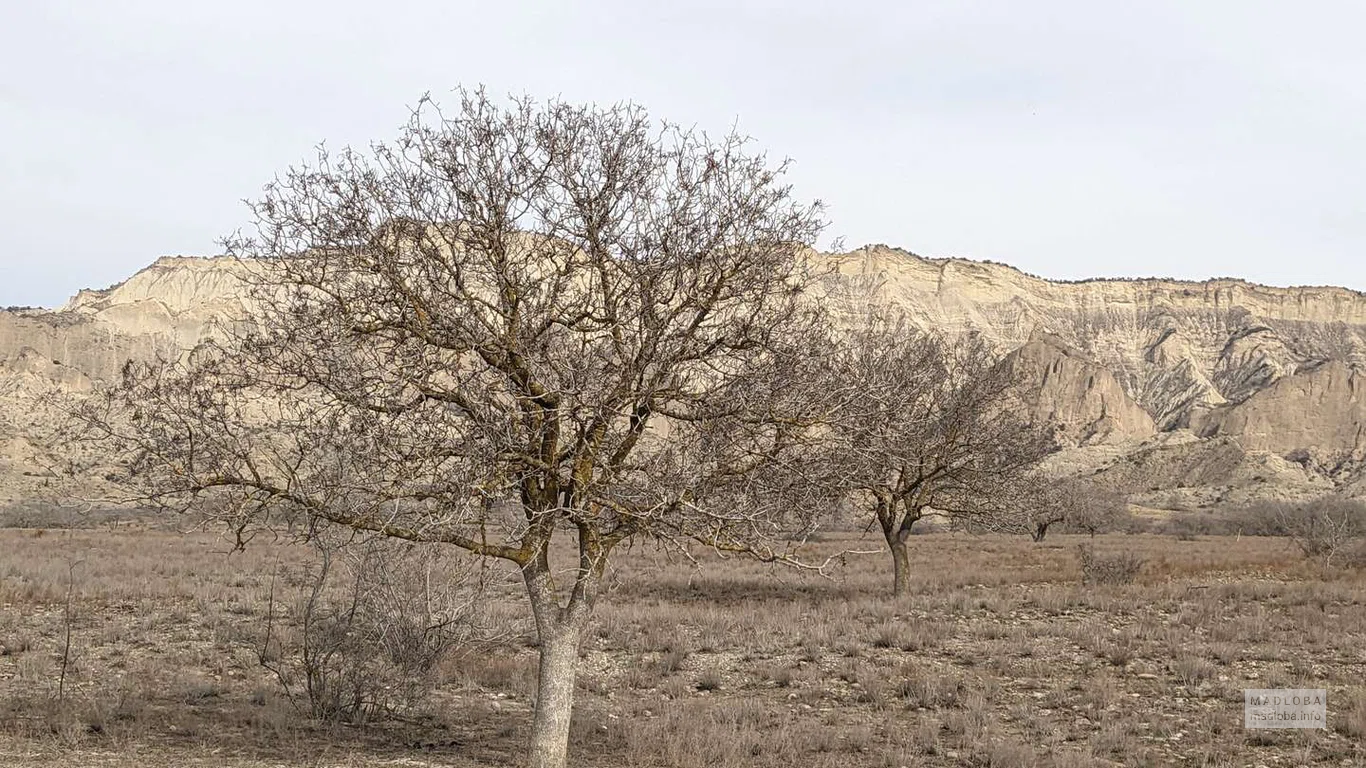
1273 498 1366 567
0 634 34 656
1077 545 1143 586
869 621 904 649
1334 688 1366 739
694 669 723 691
251 533 493 723
1104 635 1136 667
895 663 965 709
1171 654 1216 686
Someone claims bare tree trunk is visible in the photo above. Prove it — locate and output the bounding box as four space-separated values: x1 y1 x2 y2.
1032 522 1050 542
878 496 914 597
890 540 911 596
528 620 581 768
523 551 593 768
1033 516 1064 542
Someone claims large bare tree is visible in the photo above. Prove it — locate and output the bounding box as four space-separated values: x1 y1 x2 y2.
72 89 839 768
826 314 1056 595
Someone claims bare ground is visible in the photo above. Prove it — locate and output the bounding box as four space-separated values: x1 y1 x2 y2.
1 526 1364 767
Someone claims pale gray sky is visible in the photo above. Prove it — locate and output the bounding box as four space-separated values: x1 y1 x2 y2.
3 1 1364 307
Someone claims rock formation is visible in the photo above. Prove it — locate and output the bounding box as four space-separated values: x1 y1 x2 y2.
3 246 1364 506
823 245 1366 427
1000 334 1155 446
1193 360 1366 461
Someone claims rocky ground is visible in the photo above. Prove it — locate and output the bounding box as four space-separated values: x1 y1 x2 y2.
0 524 1363 767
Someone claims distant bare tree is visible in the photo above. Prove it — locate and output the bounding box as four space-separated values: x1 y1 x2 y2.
1273 497 1366 567
69 88 839 768
826 314 1055 595
1056 480 1129 538
1020 474 1069 542
1019 475 1128 541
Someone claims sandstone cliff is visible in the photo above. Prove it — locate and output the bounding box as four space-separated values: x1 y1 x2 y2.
1193 360 1366 461
1000 334 1155 446
823 245 1366 434
3 247 1364 506
0 256 249 503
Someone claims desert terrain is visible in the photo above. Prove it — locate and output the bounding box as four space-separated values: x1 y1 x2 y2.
1 517 1364 767
3 250 1366 766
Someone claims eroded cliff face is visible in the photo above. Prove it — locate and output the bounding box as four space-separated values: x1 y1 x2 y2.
3 247 1364 506
60 256 251 347
2 257 247 380
822 245 1366 435
1193 360 1366 460
0 256 249 503
1000 334 1155 446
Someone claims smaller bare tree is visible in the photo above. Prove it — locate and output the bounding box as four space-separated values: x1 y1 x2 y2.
825 314 1056 595
1020 474 1070 543
1274 497 1366 567
1023 476 1128 541
1061 482 1129 538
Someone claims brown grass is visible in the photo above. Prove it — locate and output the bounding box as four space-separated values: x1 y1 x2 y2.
0 526 1361 766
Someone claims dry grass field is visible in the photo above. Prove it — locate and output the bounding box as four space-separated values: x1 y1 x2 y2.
1 522 1364 767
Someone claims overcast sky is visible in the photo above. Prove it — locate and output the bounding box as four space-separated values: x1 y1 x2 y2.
3 1 1364 307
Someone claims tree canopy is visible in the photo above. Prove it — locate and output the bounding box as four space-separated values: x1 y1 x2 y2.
73 88 840 768
824 312 1056 594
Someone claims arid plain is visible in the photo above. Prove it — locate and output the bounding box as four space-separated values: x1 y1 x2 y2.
1 516 1364 767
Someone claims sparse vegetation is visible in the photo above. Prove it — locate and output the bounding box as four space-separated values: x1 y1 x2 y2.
1077 544 1144 585
0 525 1360 767
17 81 1362 768
1159 497 1366 567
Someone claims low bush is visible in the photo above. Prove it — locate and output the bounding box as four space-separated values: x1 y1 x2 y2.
251 534 493 723
1270 498 1366 566
0 501 139 529
1167 497 1366 567
1077 545 1144 586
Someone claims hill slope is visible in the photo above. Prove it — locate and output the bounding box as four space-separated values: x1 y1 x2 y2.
3 247 1363 506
